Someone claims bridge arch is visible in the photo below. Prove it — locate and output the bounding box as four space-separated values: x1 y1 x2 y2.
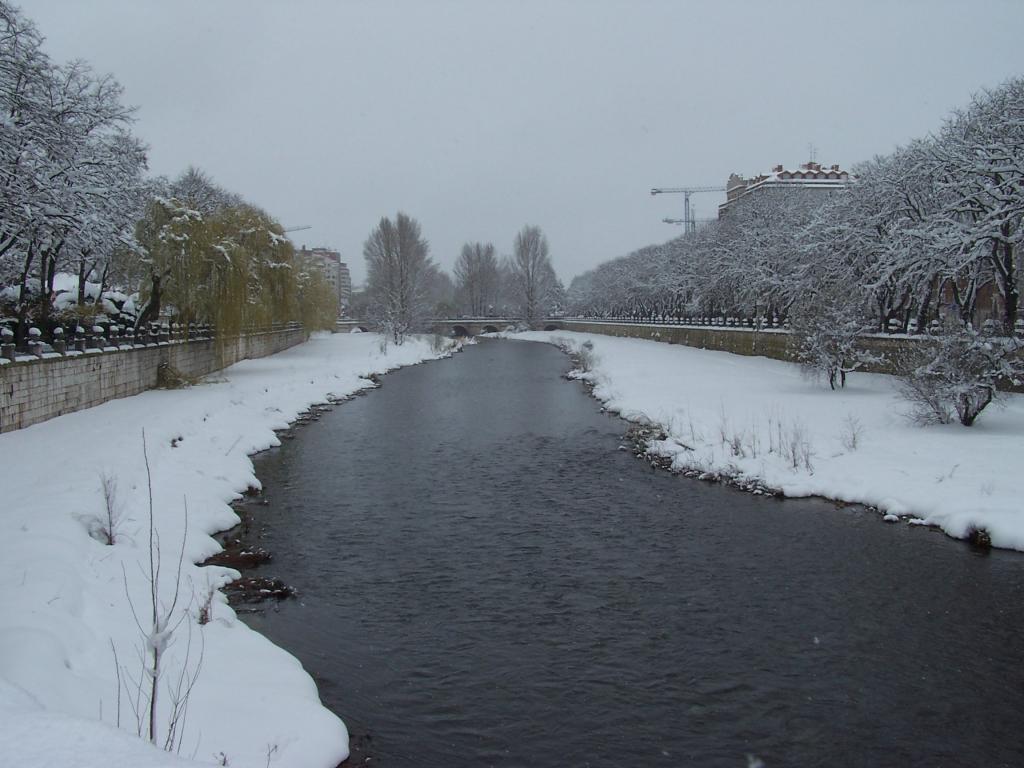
482 325 499 334
543 323 562 331
451 325 471 338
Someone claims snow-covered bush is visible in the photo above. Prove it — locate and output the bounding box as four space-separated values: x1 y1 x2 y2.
838 414 864 451
430 332 452 354
549 335 571 353
788 296 879 389
898 322 1024 426
84 472 124 545
576 339 598 372
548 336 599 374
780 420 813 472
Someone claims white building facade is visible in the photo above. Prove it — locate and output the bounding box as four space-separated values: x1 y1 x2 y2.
297 246 353 315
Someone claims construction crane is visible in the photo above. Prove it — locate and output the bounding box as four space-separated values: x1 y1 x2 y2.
662 217 716 228
650 186 725 234
283 225 312 233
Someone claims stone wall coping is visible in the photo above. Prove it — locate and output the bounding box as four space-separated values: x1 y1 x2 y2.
0 328 303 372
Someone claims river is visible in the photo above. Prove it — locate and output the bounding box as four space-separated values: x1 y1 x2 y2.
238 339 1024 767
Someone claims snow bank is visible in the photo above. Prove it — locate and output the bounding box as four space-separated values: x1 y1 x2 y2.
513 331 1024 551
0 332 452 768
0 679 197 768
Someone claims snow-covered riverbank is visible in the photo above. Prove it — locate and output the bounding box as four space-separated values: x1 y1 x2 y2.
0 332 451 768
511 331 1024 551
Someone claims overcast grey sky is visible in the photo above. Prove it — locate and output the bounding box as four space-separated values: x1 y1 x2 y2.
14 0 1024 286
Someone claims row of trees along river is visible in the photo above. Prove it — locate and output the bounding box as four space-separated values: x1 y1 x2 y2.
0 0 567 348
569 78 1023 337
4 0 1019 344
559 78 1024 427
356 216 564 344
2 0 1021 426
0 4 342 344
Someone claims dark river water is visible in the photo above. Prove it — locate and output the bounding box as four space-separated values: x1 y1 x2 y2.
239 339 1024 768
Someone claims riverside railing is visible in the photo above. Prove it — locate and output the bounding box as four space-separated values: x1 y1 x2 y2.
560 315 1024 337
0 320 304 363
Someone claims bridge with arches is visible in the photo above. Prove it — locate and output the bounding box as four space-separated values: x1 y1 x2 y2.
335 318 566 337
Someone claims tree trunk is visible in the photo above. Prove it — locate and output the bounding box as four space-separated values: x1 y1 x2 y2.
14 243 35 345
134 273 163 330
77 257 89 306
98 262 110 315
36 249 50 324
914 277 936 333
1000 236 1017 330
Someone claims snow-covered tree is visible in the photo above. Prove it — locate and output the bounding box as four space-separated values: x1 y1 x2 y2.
0 3 337 342
134 169 332 335
926 78 1024 330
0 3 146 335
421 263 456 317
714 187 828 321
898 320 1024 426
788 287 879 389
363 212 435 343
509 225 558 326
133 170 231 329
567 79 1024 340
454 241 498 316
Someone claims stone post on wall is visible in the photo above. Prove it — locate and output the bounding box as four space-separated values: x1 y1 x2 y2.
1 326 14 361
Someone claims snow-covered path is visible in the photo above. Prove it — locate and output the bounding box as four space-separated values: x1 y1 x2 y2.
512 331 1024 551
0 331 451 768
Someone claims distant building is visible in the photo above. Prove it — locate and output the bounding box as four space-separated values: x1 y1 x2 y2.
718 161 850 217
337 261 352 315
297 246 352 315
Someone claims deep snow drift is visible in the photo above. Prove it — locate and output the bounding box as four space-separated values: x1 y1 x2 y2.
511 331 1024 551
0 332 451 768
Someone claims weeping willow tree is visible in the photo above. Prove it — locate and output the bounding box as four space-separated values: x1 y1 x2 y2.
199 204 296 338
133 170 336 342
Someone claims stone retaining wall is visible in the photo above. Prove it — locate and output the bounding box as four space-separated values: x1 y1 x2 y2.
553 320 914 374
0 327 307 433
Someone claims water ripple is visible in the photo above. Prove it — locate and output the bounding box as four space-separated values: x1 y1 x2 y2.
240 341 1024 768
